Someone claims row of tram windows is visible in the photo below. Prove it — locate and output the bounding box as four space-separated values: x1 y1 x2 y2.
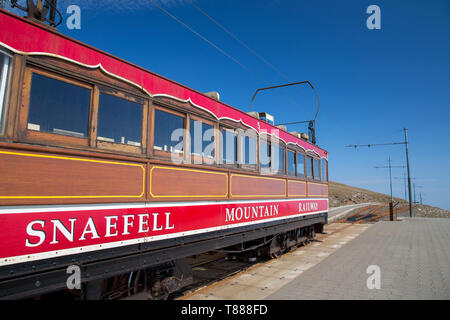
5 59 327 182
153 106 328 181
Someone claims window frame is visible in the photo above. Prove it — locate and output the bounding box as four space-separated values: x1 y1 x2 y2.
306 154 314 180
271 139 286 176
259 135 272 175
286 148 297 177
305 152 322 181
321 158 328 182
19 67 94 148
94 87 148 155
238 129 258 171
188 114 217 166
296 151 306 178
0 50 12 136
313 157 321 181
151 104 187 160
219 126 238 168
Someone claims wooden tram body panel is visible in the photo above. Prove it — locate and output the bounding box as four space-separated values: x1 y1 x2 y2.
0 9 328 297
0 147 327 205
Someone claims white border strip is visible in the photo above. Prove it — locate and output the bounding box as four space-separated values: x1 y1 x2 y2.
0 197 328 214
0 208 328 267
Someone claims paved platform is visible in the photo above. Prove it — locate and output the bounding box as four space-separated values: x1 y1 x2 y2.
268 218 450 300
183 218 450 300
181 223 372 300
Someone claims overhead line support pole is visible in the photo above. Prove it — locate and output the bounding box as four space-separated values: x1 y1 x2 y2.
345 128 414 218
404 128 413 218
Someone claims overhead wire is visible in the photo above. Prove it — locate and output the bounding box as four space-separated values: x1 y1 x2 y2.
183 2 405 145
148 0 311 117
188 1 321 113
187 0 289 82
150 1 409 154
148 0 267 84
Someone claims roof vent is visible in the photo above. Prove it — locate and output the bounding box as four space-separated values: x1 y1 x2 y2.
258 112 274 125
247 111 260 119
300 133 310 140
204 91 220 101
290 131 309 141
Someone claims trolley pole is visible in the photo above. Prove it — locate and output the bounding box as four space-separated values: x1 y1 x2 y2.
404 128 413 217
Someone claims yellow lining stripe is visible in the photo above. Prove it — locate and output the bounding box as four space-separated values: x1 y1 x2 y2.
230 174 287 198
307 182 328 186
288 180 307 197
0 150 145 199
306 181 328 197
149 166 228 198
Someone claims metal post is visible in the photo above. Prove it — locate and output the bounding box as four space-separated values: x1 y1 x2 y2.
389 202 394 221
388 156 393 203
404 128 413 217
387 157 394 221
403 172 407 201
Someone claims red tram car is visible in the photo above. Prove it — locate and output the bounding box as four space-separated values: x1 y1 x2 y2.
0 8 328 299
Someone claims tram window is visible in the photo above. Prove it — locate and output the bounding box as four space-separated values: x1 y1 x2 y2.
242 133 257 167
321 159 328 181
313 158 321 181
27 73 91 138
260 139 271 172
297 153 305 177
273 143 285 174
306 156 313 179
221 129 237 165
0 52 10 134
190 119 215 162
287 150 296 177
97 93 142 147
153 109 184 153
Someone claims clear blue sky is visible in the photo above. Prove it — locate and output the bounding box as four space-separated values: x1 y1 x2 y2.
7 0 450 209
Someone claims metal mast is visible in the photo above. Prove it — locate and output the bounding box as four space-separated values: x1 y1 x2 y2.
404 128 413 217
